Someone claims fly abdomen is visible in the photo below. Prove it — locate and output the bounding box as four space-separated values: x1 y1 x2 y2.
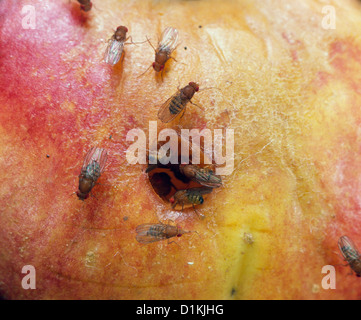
85 161 101 180
169 95 183 115
342 246 360 261
147 224 164 237
188 191 204 205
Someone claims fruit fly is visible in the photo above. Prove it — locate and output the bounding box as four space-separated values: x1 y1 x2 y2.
179 164 222 188
169 187 213 211
140 27 179 79
338 236 361 277
76 147 108 201
77 0 92 12
158 82 202 123
135 223 191 244
104 26 130 66
151 27 179 72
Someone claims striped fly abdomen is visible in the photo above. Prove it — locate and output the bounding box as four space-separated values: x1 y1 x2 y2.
341 244 359 262
84 161 101 180
147 224 165 238
187 191 204 205
169 95 184 115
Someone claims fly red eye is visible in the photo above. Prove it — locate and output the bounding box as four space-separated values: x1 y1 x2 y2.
189 82 198 91
169 197 175 203
152 62 156 67
124 27 128 32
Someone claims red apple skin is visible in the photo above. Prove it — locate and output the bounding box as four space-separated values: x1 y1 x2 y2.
1 0 361 299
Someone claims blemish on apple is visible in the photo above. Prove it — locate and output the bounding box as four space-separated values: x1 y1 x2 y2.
85 251 96 268
243 232 254 245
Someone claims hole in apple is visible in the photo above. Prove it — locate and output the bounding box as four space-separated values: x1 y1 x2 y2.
146 135 212 210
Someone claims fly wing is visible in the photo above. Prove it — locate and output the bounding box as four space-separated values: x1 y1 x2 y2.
135 224 167 244
92 147 108 172
158 27 179 54
192 186 214 195
104 39 124 65
81 147 97 172
181 165 222 188
157 91 185 123
195 169 222 188
82 147 108 172
338 236 360 260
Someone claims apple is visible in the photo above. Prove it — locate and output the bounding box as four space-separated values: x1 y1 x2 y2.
1 0 361 299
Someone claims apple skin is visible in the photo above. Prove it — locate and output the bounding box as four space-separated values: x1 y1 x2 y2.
1 0 361 299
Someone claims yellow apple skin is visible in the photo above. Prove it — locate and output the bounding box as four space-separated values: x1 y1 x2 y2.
1 0 361 299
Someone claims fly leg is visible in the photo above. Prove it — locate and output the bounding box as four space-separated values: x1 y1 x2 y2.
192 203 199 216
169 56 178 62
138 64 153 78
169 55 187 66
178 107 187 121
124 36 147 45
190 100 204 110
160 69 164 82
146 36 157 52
192 203 205 219
171 200 178 209
168 239 181 247
175 201 184 212
192 230 200 238
138 37 157 77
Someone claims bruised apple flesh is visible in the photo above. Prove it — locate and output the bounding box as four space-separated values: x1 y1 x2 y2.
1 0 361 300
